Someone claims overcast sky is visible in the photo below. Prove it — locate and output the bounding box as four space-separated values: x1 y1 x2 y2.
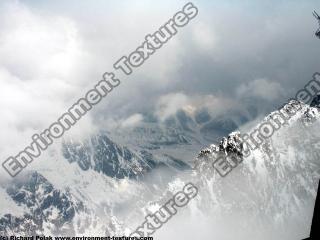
1 0 320 173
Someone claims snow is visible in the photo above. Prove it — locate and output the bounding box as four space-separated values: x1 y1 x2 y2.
0 187 26 217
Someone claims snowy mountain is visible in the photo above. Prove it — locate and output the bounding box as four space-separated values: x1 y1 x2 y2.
0 128 193 236
62 134 190 179
108 108 250 165
0 172 85 236
192 97 320 240
0 96 319 239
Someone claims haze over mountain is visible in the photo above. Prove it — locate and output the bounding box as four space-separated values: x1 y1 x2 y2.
0 96 319 240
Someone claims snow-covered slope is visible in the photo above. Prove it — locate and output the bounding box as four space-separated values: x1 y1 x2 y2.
0 97 319 239
62 134 190 179
192 98 320 239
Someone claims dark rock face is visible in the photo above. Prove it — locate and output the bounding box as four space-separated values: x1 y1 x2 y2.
195 109 211 124
310 95 320 108
0 172 85 236
62 134 158 178
197 131 243 159
62 134 189 179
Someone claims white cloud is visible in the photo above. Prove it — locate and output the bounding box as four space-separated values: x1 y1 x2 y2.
191 21 216 50
0 0 316 181
155 92 190 121
0 2 96 170
237 78 285 101
154 92 242 121
120 114 144 128
0 2 87 81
